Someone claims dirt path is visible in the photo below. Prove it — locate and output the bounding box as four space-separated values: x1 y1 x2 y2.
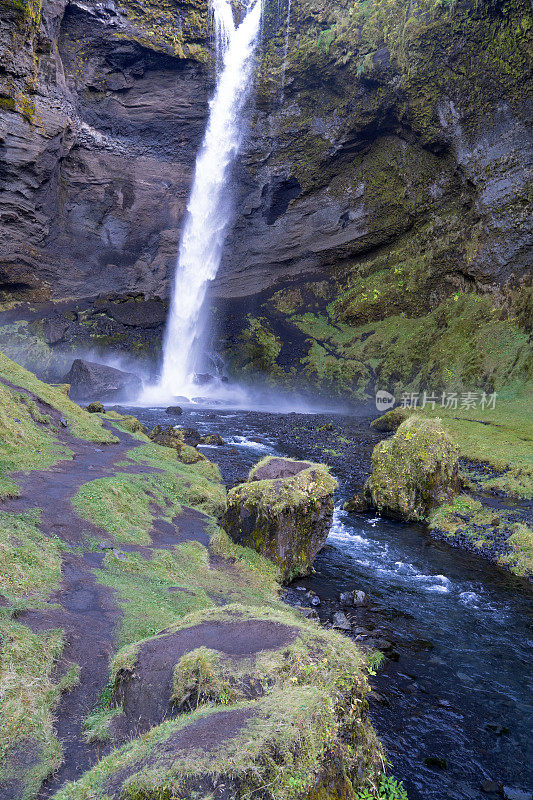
0 415 217 797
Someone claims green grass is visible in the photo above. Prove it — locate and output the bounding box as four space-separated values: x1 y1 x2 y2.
0 383 72 498
119 443 225 514
72 440 226 546
0 353 116 443
498 523 533 577
422 396 533 498
0 507 78 798
72 472 184 546
94 534 280 647
0 624 79 800
0 509 62 609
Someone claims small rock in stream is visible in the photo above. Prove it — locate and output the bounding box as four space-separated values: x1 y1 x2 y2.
424 756 447 769
481 781 501 795
339 589 368 607
297 606 319 620
306 590 321 606
332 611 352 631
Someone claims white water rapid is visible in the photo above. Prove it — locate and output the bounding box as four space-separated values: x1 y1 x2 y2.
144 0 262 403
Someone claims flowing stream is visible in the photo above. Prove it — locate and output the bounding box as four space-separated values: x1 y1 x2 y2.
146 0 262 401
125 404 533 800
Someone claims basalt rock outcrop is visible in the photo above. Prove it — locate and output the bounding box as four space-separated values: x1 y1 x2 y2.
223 455 337 581
65 357 141 401
0 0 212 374
215 0 533 398
0 0 531 399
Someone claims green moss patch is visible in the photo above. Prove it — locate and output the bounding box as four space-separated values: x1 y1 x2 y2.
421 397 533 499
0 382 72 498
0 509 62 608
72 472 184 546
498 522 533 577
0 506 77 799
0 353 116 443
429 495 532 578
0 624 79 800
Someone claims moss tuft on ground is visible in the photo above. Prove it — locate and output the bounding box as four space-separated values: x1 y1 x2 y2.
0 353 116 443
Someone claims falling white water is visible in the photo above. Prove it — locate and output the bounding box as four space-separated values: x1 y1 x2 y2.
148 0 263 401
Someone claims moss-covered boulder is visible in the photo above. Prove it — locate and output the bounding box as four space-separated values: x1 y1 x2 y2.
366 415 460 522
55 605 382 800
223 456 337 582
85 401 105 414
148 425 206 464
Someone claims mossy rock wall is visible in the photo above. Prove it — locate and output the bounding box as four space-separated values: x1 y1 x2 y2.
214 0 532 400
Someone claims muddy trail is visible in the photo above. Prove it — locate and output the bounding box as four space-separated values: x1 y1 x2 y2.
0 407 217 797
2 420 151 794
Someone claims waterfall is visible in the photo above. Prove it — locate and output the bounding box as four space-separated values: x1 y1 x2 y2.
151 0 263 400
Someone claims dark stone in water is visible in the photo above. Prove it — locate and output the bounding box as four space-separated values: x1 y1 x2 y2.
297 606 319 620
332 611 351 630
201 433 225 446
178 427 202 447
165 406 183 415
424 756 447 769
481 781 501 794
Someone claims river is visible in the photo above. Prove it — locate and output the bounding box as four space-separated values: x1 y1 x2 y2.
126 403 533 800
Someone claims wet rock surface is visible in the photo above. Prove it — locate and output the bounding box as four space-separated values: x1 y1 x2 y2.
366 415 461 522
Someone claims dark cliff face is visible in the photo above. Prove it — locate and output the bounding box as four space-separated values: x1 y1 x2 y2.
215 0 532 397
219 0 532 300
0 0 210 304
0 0 531 393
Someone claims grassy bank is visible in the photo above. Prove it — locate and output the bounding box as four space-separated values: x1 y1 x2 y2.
0 352 387 800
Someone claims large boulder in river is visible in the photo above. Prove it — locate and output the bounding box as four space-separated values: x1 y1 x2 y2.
64 359 141 402
366 415 460 522
223 456 337 582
